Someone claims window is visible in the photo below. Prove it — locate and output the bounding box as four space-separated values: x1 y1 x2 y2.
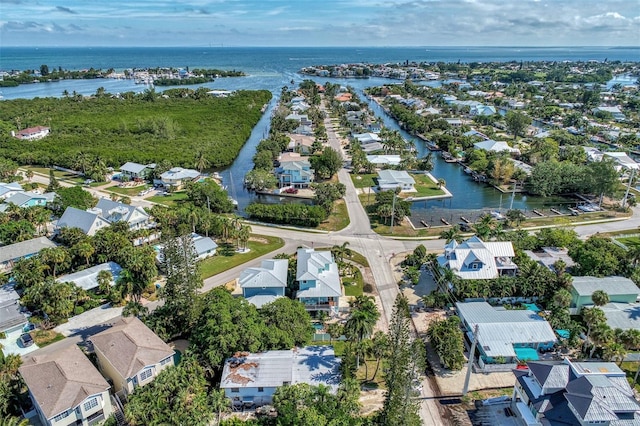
84 398 98 411
160 356 172 366
283 381 290 386
231 388 239 393
53 411 70 422
140 368 153 381
258 387 264 392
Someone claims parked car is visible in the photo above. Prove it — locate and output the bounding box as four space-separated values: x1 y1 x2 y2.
19 333 34 347
283 187 299 194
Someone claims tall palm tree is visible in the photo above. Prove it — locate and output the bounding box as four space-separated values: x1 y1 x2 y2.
439 225 462 243
370 331 389 381
590 323 614 358
582 308 606 354
194 151 211 173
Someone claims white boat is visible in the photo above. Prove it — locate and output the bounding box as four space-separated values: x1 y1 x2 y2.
490 211 505 220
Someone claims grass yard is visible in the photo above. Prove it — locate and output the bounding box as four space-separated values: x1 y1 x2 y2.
31 329 65 347
620 361 640 392
407 173 445 198
106 184 152 196
199 234 284 278
147 191 189 206
351 173 377 189
317 199 350 232
616 236 640 248
316 340 386 388
343 269 364 297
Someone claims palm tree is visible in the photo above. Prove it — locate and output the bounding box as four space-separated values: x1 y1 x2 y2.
582 307 606 354
237 225 251 251
194 151 211 173
439 225 462 243
40 247 69 278
73 241 95 266
370 331 389 381
25 170 34 182
97 270 112 296
626 242 640 267
591 290 610 307
602 342 627 365
590 323 614 358
327 322 344 344
437 178 446 189
122 300 148 318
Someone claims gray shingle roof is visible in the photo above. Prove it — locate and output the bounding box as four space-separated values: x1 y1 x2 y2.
0 236 56 264
90 317 174 380
19 344 110 419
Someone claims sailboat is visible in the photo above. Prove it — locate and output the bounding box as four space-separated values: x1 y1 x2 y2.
228 172 239 208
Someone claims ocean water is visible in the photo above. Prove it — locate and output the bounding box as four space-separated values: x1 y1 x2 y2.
1 46 637 216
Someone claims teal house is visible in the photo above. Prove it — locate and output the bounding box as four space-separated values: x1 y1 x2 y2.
569 276 639 314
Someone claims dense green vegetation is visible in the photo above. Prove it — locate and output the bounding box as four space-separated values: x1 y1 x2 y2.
0 89 271 168
154 76 213 86
245 203 328 227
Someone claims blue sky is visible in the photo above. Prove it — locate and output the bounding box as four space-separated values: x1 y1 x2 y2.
1 0 638 47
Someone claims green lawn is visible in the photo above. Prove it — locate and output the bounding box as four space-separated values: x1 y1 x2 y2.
616 236 640 248
107 184 152 196
350 173 377 189
407 173 445 198
147 192 189 206
317 199 350 232
343 269 364 297
199 235 284 278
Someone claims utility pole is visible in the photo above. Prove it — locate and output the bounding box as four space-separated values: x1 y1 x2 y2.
462 324 479 396
390 190 397 230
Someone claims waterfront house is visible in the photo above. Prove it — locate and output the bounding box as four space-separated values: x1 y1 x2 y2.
470 104 497 116
56 262 122 292
158 167 200 189
445 118 463 127
0 236 56 273
438 236 517 280
11 126 50 140
511 359 640 426
275 154 314 188
20 344 113 426
56 207 110 236
220 346 341 408
240 259 288 308
287 135 315 154
91 317 175 397
456 301 557 370
473 140 520 155
119 162 156 180
296 248 341 314
366 155 402 167
377 170 415 192
192 234 218 259
352 132 382 145
285 113 312 127
90 198 152 230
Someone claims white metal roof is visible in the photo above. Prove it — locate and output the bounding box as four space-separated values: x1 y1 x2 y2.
57 262 122 291
572 276 639 297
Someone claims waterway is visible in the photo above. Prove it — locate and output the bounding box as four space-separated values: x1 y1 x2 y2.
1 47 636 219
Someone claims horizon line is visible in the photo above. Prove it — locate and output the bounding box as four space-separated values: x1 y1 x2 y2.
1 45 638 49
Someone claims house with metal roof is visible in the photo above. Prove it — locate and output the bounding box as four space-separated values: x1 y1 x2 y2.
56 207 110 236
456 301 556 370
275 156 314 188
0 299 27 334
366 155 402 167
524 247 576 272
438 236 517 280
56 262 122 292
0 182 24 199
377 170 416 192
158 167 200 189
512 359 640 426
240 259 288 308
119 162 156 180
473 139 521 155
192 234 218 259
90 198 152 230
0 191 53 211
220 346 341 408
570 276 639 313
90 317 174 397
296 248 341 314
0 236 57 273
19 344 113 426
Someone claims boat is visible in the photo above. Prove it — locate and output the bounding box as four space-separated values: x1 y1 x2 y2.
463 167 472 174
490 211 505 220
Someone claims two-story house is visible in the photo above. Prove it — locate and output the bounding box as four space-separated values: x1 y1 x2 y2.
437 236 518 280
56 207 111 236
20 344 113 426
275 153 314 189
90 198 152 231
119 162 156 181
158 167 200 189
295 248 341 314
512 359 640 425
240 259 288 308
90 317 175 398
